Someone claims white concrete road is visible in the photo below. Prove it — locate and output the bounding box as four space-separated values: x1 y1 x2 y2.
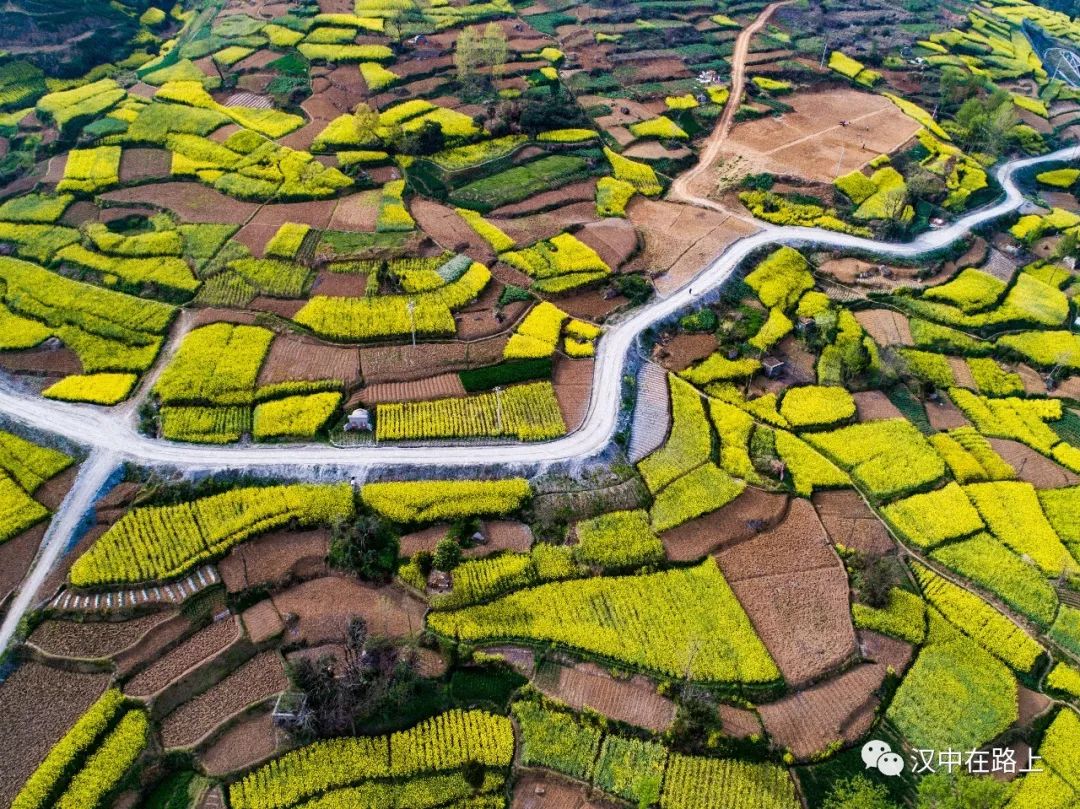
0 144 1075 476
0 144 1075 657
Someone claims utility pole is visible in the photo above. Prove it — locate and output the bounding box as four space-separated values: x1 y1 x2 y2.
407 299 416 347
834 144 845 177
494 386 503 434
820 38 829 69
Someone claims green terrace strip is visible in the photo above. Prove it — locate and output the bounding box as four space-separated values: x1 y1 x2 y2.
0 431 71 544
154 323 274 407
513 699 800 809
229 709 513 809
0 255 173 370
428 558 779 683
69 483 354 586
55 710 148 809
293 261 490 342
360 479 530 524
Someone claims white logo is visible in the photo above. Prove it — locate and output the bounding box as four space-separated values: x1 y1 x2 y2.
862 740 905 777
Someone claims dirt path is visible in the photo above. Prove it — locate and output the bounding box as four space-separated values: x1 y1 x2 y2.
667 1 794 216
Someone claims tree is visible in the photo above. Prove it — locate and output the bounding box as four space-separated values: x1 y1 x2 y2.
433 537 462 571
916 771 1008 809
328 512 399 582
859 556 902 608
352 102 379 143
479 22 507 80
455 26 482 88
823 775 897 809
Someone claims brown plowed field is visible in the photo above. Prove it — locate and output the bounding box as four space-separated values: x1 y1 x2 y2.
272 577 426 644
536 661 675 732
989 438 1079 487
629 199 760 295
662 488 789 561
574 219 638 272
360 373 466 404
410 199 496 264
328 189 381 232
556 289 629 321
359 342 469 384
399 524 447 558
0 662 111 805
29 612 173 659
101 182 260 224
218 528 330 593
125 617 240 697
118 148 172 183
257 334 361 388
513 772 604 809
114 613 195 677
476 521 534 556
491 180 598 218
0 343 83 376
491 201 597 247
553 357 593 432
852 391 904 422
758 662 886 759
160 652 287 749
654 333 717 372
926 395 969 431
198 704 284 776
949 357 977 389
717 501 857 687
718 704 761 739
0 523 46 608
813 490 895 557
854 309 912 347
858 630 913 674
720 89 922 184
311 270 367 297
716 500 838 581
1017 686 1053 728
242 600 285 644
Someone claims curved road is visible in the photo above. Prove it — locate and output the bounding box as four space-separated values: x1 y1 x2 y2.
0 145 1075 475
0 145 1075 656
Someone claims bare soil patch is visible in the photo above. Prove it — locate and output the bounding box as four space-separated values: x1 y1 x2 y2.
574 219 638 271
854 309 912 347
242 600 285 644
853 391 904 422
988 438 1079 487
29 612 172 659
249 297 304 318
1017 685 1053 728
0 342 83 377
556 289 628 321
536 661 675 732
718 500 857 687
490 180 598 218
513 772 609 809
553 357 593 432
0 662 110 806
0 523 45 609
272 577 426 644
479 521 533 555
813 490 894 557
491 201 597 247
399 524 447 558
624 141 692 161
359 341 470 384
720 89 922 184
258 334 361 388
119 148 172 183
102 182 259 223
411 199 496 264
218 528 330 593
125 617 240 697
858 630 913 674
926 395 969 431
160 652 287 748
718 704 761 739
327 190 381 232
359 373 466 405
758 662 886 759
199 703 283 776
654 332 716 372
662 488 788 561
114 613 195 677
629 199 759 295
311 269 366 297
